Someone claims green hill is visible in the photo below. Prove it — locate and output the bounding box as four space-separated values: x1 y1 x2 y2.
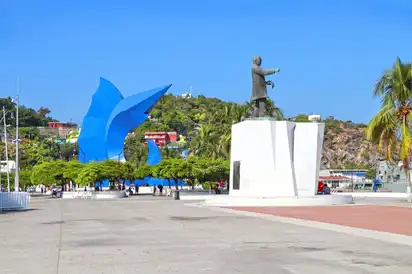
1 94 378 169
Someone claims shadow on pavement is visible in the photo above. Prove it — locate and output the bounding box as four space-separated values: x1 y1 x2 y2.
0 208 39 215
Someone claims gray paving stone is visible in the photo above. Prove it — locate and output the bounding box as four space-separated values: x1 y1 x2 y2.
0 196 411 274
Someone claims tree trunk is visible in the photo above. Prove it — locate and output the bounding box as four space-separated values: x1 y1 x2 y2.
174 179 178 190
403 160 412 202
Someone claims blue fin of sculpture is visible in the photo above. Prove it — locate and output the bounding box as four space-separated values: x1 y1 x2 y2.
78 78 171 164
78 78 123 163
105 85 172 161
146 139 162 166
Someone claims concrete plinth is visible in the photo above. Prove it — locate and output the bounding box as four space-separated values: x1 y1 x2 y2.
62 191 127 199
230 120 324 197
204 195 353 207
207 119 353 207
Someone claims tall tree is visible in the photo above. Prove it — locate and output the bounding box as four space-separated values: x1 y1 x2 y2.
63 160 84 189
77 162 101 187
152 160 173 188
134 165 152 180
120 161 137 189
366 57 412 201
97 160 119 190
192 124 219 159
124 133 147 166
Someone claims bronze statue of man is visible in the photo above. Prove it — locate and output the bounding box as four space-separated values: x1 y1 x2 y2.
251 56 280 117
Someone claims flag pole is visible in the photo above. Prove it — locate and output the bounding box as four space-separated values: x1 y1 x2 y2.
15 77 20 192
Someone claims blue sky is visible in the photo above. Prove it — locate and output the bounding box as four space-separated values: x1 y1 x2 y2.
1 0 411 124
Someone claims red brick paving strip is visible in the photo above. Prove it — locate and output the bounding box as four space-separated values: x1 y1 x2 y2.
227 205 412 236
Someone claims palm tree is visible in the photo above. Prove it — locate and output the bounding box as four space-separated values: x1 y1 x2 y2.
192 124 219 158
218 133 231 159
366 57 412 201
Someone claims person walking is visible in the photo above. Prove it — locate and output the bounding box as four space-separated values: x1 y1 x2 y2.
323 184 331 195
153 184 157 196
215 183 220 195
158 184 163 196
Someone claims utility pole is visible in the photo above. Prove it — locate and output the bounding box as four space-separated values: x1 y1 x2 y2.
3 106 10 192
15 81 20 191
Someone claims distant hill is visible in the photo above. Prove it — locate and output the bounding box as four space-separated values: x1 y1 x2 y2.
135 95 379 169
321 122 380 169
0 97 57 127
290 114 379 169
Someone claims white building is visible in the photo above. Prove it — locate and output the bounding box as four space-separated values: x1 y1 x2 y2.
308 114 321 122
319 169 368 189
182 93 192 99
0 160 16 173
377 160 411 184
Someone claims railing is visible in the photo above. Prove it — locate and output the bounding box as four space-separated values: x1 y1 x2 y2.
0 192 30 210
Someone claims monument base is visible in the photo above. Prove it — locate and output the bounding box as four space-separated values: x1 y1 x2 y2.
203 195 353 207
62 191 127 199
230 120 324 197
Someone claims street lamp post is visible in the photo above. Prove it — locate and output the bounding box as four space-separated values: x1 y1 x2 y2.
15 95 19 192
2 106 10 192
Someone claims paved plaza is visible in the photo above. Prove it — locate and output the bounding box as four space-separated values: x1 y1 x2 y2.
1 196 412 274
228 204 412 236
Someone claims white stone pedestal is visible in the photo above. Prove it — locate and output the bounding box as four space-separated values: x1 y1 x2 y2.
230 120 324 197
211 119 353 207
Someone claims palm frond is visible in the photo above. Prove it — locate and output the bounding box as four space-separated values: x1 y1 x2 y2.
366 104 397 143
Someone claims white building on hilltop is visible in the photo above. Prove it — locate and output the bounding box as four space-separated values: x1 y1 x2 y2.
182 86 193 98
182 92 192 98
308 114 321 122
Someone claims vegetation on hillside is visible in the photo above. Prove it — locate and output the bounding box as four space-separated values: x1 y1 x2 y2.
124 95 283 164
0 97 56 127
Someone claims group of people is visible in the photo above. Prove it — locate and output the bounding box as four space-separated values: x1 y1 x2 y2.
152 184 164 196
124 184 166 196
317 182 331 195
214 179 226 194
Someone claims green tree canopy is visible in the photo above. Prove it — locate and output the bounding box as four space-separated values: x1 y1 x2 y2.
366 57 412 201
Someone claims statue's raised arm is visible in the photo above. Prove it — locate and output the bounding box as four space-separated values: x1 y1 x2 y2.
251 56 280 118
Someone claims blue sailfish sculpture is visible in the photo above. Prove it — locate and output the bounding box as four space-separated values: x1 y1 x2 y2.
78 78 171 164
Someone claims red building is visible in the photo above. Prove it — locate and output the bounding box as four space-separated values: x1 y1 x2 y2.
48 122 76 128
144 132 177 147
